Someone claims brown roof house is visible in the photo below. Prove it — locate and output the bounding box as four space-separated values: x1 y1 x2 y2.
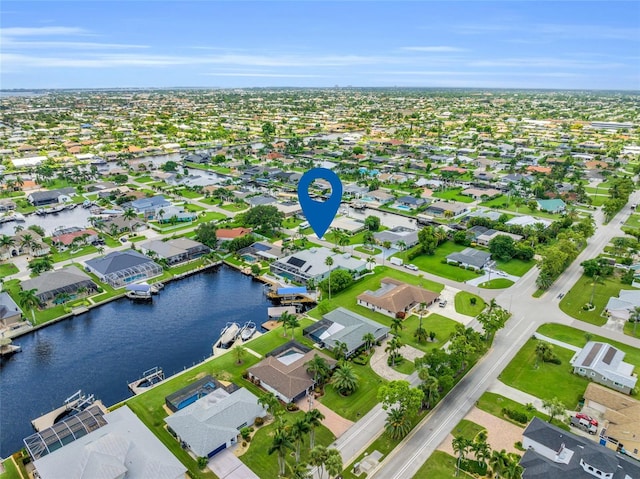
247 341 336 403
357 278 439 318
216 227 252 242
583 383 640 459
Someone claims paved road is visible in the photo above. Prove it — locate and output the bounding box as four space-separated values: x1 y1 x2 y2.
366 192 640 478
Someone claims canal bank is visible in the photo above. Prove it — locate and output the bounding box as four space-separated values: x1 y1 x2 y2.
0 265 277 457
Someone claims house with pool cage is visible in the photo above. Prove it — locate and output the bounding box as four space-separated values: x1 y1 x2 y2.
21 266 98 305
84 250 162 288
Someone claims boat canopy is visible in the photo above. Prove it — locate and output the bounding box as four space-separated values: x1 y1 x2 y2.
126 283 151 292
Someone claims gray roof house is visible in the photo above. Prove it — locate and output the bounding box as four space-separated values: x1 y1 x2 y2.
85 250 162 288
31 405 185 479
446 248 491 270
373 226 419 249
129 195 171 215
165 387 265 458
270 247 366 285
605 289 640 321
426 200 470 217
0 292 22 327
396 195 426 208
27 187 75 206
21 266 97 303
139 238 210 265
304 307 390 358
570 341 637 394
520 417 640 479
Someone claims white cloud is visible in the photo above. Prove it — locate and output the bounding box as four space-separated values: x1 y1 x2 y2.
2 40 148 49
0 26 88 36
401 46 468 53
205 72 326 78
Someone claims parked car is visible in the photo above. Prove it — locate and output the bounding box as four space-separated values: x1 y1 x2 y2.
439 299 447 308
120 237 128 243
404 263 418 271
496 271 507 277
570 416 597 434
575 413 598 426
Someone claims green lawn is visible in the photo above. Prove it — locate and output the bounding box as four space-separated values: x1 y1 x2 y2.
412 451 473 479
393 242 481 282
451 419 485 440
624 214 640 229
590 195 609 207
320 360 387 421
559 274 634 326
0 263 19 278
240 414 335 478
282 217 304 229
454 291 485 316
355 246 382 256
478 198 562 220
50 244 98 263
432 187 474 203
494 258 535 276
500 338 589 408
135 175 154 183
537 323 640 369
0 456 24 479
219 203 249 212
476 392 568 430
177 189 203 199
391 357 415 375
185 203 206 212
478 278 514 289
153 212 226 234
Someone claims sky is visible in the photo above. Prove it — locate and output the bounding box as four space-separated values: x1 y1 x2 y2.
1 1 639 90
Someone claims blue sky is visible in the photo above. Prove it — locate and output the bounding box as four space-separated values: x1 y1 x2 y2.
1 1 639 90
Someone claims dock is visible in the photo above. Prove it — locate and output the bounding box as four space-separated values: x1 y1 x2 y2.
267 306 297 319
31 390 99 432
128 366 165 395
0 337 21 356
266 286 318 305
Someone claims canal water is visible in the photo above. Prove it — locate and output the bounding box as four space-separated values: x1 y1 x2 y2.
0 266 273 457
0 207 94 236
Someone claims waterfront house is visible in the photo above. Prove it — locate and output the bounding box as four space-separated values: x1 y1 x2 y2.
373 226 419 249
85 250 163 288
0 292 22 327
165 387 265 458
425 200 470 218
247 341 336 403
50 229 99 251
396 195 427 208
519 417 640 479
570 341 637 394
153 205 197 223
139 238 210 265
29 405 185 479
270 247 366 285
102 215 146 234
303 307 390 358
0 229 50 260
446 247 491 271
129 195 171 216
27 187 75 206
21 266 98 304
357 278 439 318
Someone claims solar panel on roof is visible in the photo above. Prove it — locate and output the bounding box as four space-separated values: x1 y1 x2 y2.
602 346 616 365
583 343 603 367
253 243 271 252
287 257 306 267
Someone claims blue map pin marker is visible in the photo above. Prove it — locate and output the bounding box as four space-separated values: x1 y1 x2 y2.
297 168 343 239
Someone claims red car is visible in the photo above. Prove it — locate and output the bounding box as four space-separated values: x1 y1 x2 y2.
576 413 598 426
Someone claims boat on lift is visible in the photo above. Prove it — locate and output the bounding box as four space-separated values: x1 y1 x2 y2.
240 321 257 341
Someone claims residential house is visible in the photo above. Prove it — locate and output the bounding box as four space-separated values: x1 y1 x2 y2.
28 405 185 479
129 195 171 216
583 383 640 460
184 153 210 164
0 292 22 327
274 201 302 217
373 226 419 249
605 290 640 320
216 227 252 242
536 198 566 214
303 307 390 358
270 247 366 285
0 229 50 259
165 387 265 458
247 341 336 403
570 341 637 394
102 215 146 234
519 417 640 479
426 200 470 218
460 187 502 200
505 215 552 228
475 230 523 247
446 247 491 271
237 242 283 261
366 189 395 204
50 229 99 251
154 205 197 223
27 187 75 206
165 376 230 413
139 238 210 265
396 195 427 209
357 277 439 318
21 266 98 304
85 250 163 288
246 195 277 207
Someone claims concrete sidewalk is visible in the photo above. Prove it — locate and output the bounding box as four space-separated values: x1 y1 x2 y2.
487 380 546 413
533 332 581 352
208 448 259 479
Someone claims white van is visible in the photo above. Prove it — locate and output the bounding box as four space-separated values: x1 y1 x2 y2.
390 257 403 266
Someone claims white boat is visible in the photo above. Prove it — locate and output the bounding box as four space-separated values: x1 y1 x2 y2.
217 322 240 349
13 212 26 222
126 290 152 301
240 321 257 341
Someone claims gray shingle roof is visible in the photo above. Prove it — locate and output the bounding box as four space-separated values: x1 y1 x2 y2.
317 307 389 356
85 250 157 275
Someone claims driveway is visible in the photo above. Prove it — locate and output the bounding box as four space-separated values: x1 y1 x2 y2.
296 397 354 438
466 271 520 287
208 448 259 479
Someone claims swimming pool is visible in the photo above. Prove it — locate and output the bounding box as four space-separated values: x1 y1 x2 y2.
393 204 412 211
242 254 257 262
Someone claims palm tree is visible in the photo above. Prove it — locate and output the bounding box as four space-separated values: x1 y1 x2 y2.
234 345 246 365
396 240 407 252
630 306 640 336
362 332 376 354
332 340 348 360
290 416 310 462
268 423 294 476
123 207 136 232
18 288 40 324
287 462 311 479
418 371 439 409
502 455 524 479
309 446 329 479
384 407 411 439
471 439 491 471
325 448 343 479
96 245 105 256
305 409 325 450
306 354 331 387
452 435 471 476
157 208 166 223
331 360 359 396
535 341 550 368
390 317 404 335
490 449 510 478
385 335 403 367
285 313 300 339
367 255 376 271
19 233 37 254
258 392 281 419
279 311 294 338
0 234 14 250
324 256 334 300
